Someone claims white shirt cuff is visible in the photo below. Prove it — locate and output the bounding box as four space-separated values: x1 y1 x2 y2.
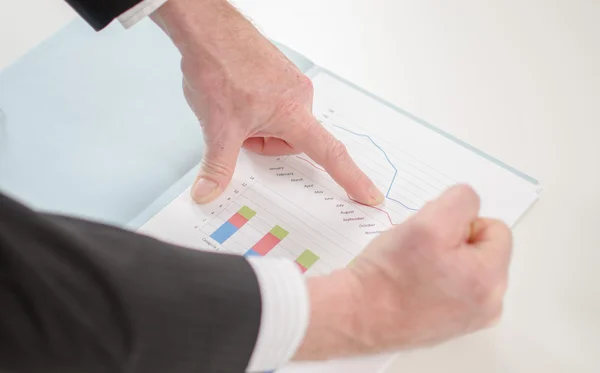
246 257 310 372
117 0 169 29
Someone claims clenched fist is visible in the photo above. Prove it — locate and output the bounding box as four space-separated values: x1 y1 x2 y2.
295 185 512 359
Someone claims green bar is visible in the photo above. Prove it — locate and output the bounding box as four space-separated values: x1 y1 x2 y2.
238 205 256 220
297 250 319 269
269 225 289 240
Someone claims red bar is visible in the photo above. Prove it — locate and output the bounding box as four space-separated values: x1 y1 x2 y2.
295 262 308 273
228 212 248 229
252 233 281 256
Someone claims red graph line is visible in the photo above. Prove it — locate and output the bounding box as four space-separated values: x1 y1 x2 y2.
294 156 396 226
295 155 326 172
346 195 396 226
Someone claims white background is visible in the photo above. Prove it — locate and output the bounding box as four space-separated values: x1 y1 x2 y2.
1 0 599 372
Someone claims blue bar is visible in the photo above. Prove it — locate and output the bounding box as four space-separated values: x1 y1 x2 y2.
210 221 238 244
244 249 261 257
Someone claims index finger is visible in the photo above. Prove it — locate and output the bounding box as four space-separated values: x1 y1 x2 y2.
290 114 384 206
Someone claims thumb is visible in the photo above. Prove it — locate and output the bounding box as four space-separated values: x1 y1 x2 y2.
414 184 481 245
192 133 244 204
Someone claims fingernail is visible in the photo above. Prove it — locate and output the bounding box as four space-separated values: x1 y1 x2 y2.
370 186 385 205
192 178 220 203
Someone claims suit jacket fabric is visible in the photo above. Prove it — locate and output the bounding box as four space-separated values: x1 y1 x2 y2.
0 193 262 373
65 0 144 30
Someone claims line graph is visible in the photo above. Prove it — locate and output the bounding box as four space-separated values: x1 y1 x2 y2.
296 155 326 172
316 108 457 218
347 195 396 226
296 156 396 226
322 109 456 192
332 124 419 211
296 116 442 225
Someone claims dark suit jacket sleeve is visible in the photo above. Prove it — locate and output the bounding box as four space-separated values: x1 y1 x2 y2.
64 0 146 30
0 193 261 373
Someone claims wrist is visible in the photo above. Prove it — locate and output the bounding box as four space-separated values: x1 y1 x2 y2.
151 0 253 57
293 269 371 361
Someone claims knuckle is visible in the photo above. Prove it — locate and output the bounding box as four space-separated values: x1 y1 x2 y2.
487 219 514 262
348 167 369 186
272 98 309 129
273 74 313 115
200 157 234 179
455 183 478 199
453 184 481 207
295 73 314 96
329 140 350 161
264 74 314 129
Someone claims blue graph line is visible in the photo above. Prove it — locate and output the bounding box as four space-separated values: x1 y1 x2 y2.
332 125 419 211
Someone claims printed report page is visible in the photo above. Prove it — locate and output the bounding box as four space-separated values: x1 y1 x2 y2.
137 70 539 372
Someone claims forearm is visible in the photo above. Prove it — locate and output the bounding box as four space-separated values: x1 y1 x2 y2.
151 0 289 86
0 194 261 373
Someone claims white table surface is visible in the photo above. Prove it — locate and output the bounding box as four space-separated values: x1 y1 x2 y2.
1 0 599 372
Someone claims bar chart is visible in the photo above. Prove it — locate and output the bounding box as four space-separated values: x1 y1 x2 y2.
245 225 289 257
210 205 256 244
295 250 320 273
183 170 365 275
202 195 325 276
